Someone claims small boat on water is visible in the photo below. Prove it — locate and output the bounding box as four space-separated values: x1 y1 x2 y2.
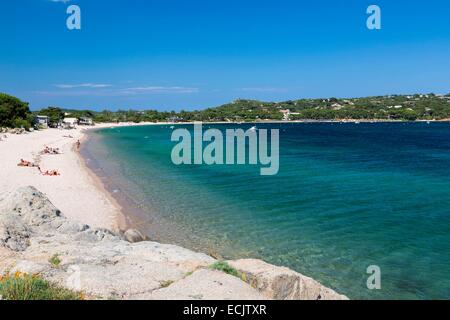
249 126 257 131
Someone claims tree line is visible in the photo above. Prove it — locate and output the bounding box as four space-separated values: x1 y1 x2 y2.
1 92 450 129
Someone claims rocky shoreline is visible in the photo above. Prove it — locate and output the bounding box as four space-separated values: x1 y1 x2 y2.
0 186 347 300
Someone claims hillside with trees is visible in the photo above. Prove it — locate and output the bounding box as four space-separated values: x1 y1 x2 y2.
2 92 450 129
76 93 450 123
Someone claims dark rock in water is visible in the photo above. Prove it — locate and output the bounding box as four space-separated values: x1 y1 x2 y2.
124 228 146 243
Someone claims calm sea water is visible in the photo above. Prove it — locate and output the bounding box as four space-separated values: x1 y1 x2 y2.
84 122 450 299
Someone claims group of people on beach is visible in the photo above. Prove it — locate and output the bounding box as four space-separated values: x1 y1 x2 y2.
41 146 61 155
16 138 81 177
17 159 60 176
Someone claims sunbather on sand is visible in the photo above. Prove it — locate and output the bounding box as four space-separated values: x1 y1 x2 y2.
41 169 60 176
17 159 38 167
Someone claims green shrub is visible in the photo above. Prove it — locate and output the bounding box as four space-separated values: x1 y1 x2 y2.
0 93 32 128
11 117 31 130
0 272 83 300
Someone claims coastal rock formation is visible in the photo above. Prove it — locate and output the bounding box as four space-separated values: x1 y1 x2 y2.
228 259 348 300
0 186 347 300
148 269 266 300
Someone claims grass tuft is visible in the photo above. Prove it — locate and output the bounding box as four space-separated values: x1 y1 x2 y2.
0 272 83 300
49 254 61 267
209 261 241 279
159 280 174 288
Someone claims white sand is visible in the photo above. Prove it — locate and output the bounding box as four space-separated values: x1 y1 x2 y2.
0 123 155 230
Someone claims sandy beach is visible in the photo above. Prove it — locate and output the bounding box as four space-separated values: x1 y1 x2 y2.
0 123 153 230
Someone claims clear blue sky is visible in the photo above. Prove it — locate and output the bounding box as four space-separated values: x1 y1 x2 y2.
1 0 449 111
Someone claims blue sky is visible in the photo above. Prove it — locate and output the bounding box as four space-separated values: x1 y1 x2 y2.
1 0 449 111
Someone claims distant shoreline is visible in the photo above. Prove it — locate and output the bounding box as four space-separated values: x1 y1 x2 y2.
87 118 450 128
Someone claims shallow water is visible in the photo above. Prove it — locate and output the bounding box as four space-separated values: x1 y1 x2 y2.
84 122 450 299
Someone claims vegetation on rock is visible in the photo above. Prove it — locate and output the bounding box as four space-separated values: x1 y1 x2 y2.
0 272 82 300
210 261 242 279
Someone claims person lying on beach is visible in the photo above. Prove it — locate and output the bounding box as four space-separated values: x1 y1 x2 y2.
63 135 74 138
17 159 38 167
41 169 60 176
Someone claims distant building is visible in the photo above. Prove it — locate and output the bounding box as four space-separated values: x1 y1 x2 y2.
167 116 183 123
35 115 49 128
63 118 78 129
78 117 94 126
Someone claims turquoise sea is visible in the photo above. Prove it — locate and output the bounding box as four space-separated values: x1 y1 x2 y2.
83 122 450 299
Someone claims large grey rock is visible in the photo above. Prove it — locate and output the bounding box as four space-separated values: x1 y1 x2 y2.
0 186 63 229
148 269 266 300
72 228 119 242
19 238 216 299
0 213 31 251
57 221 90 234
10 260 49 275
0 186 65 251
228 259 348 300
